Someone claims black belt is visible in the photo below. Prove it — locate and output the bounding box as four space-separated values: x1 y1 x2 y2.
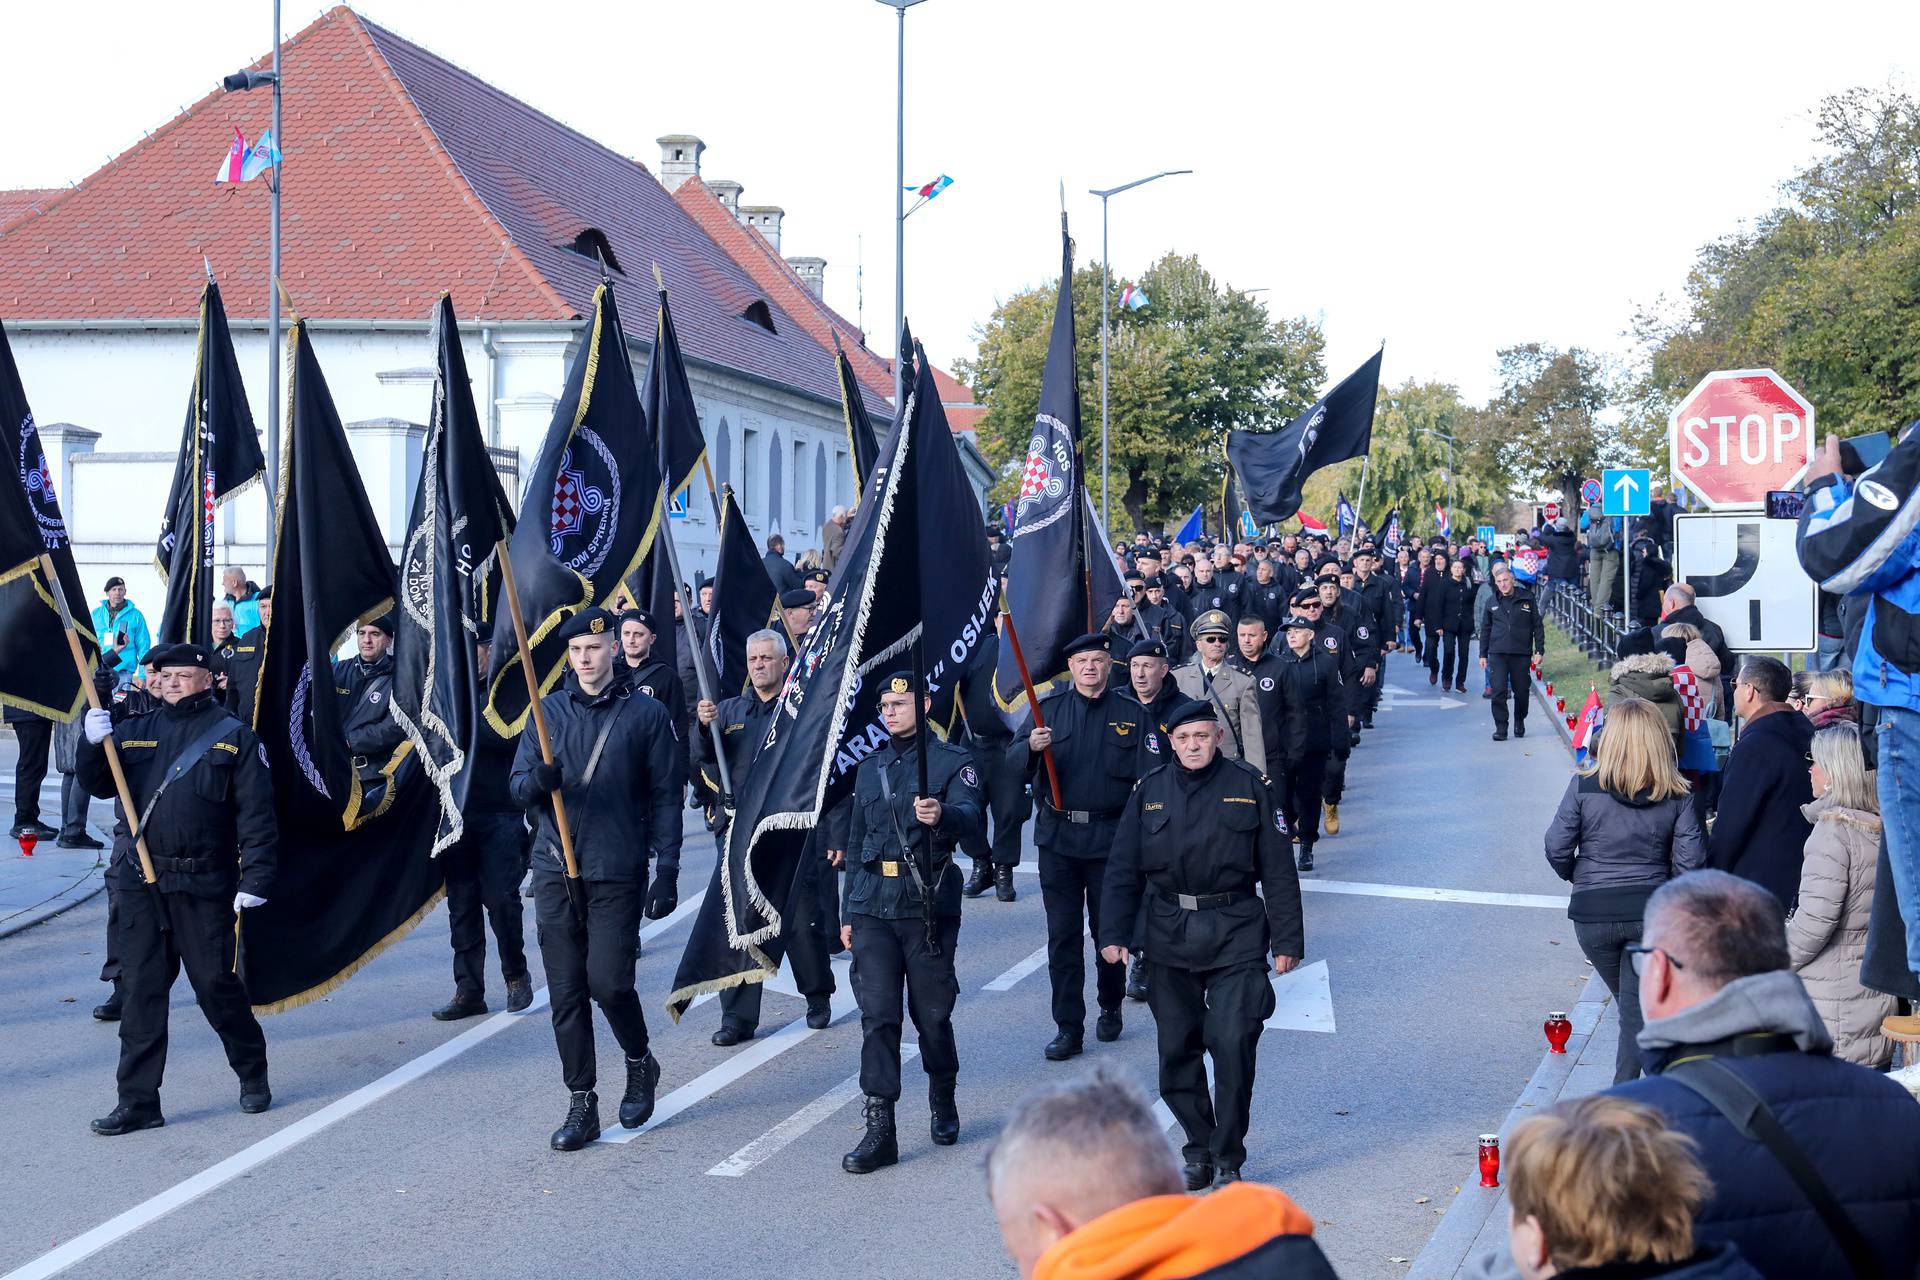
1041 801 1122 825
152 856 216 874
1155 886 1253 911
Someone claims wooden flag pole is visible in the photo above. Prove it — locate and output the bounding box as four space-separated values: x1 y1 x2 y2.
494 541 585 918
999 610 1063 810
40 555 161 889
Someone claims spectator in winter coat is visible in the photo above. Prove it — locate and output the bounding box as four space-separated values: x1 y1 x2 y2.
1659 586 1734 682
1506 1095 1761 1280
1609 652 1683 761
1661 622 1724 722
1657 636 1720 828
1540 518 1579 584
1787 723 1895 1069
1706 658 1815 908
1545 698 1705 1083
1801 669 1858 731
1630 537 1673 626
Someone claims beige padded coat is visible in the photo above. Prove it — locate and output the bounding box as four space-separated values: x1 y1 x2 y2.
1786 795 1895 1068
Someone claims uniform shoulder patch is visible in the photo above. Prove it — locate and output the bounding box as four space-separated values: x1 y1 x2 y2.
1259 676 1275 691
960 764 980 788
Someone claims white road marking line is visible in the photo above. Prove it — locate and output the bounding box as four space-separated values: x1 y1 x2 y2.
983 943 1048 991
1151 1057 1215 1131
0 890 708 1280
594 985 861 1145
1298 879 1567 910
705 1046 920 1177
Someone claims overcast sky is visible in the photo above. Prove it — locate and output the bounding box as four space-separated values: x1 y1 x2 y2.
6 1 1918 405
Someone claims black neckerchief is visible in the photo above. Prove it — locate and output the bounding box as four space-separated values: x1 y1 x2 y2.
567 679 622 709
161 688 219 720
1174 752 1222 795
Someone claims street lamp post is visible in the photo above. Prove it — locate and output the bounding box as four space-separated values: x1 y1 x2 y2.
877 0 928 411
222 0 283 527
1089 169 1190 531
1414 426 1458 515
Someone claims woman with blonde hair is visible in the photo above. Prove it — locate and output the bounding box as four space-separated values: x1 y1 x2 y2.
1787 722 1894 1067
1544 698 1705 1082
1803 668 1858 730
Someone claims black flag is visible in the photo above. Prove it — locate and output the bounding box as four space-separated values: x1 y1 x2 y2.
484 284 664 735
0 319 95 719
155 279 266 647
1221 466 1245 542
667 343 994 1015
392 297 514 856
633 282 706 681
1380 507 1403 557
992 218 1091 723
240 319 442 1011
836 338 882 494
1228 349 1383 525
705 485 780 697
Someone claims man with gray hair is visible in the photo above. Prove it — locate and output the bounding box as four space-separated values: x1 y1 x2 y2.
1466 869 1920 1280
819 504 851 572
986 1069 1335 1279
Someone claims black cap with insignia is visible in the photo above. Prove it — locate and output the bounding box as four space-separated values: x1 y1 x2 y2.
807 569 830 584
620 608 657 632
1127 638 1167 661
1065 632 1112 658
1282 614 1317 631
779 588 816 610
1164 698 1217 732
879 670 919 696
557 606 616 642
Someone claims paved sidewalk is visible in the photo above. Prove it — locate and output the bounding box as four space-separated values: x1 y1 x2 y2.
0 732 114 938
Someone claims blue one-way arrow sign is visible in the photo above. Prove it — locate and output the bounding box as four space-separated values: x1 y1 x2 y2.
1602 468 1651 517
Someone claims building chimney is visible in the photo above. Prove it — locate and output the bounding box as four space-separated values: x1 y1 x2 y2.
737 204 785 253
655 134 705 191
787 256 826 298
710 180 744 214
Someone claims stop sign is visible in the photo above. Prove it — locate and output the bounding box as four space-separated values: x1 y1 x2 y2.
1543 501 1560 523
1670 369 1815 509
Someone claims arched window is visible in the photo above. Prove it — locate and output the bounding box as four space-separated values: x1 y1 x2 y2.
814 443 828 526
767 431 784 529
715 417 732 493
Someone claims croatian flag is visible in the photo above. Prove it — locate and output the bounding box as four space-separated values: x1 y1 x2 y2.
1118 284 1149 312
906 174 953 200
215 128 249 184
1434 502 1451 538
1570 688 1604 761
1297 512 1329 535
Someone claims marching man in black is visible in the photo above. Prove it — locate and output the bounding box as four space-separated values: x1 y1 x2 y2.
509 607 682 1152
1014 632 1145 1060
1100 698 1304 1191
335 612 404 809
839 671 983 1174
78 642 277 1134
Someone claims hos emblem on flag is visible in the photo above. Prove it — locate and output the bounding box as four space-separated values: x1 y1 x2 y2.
16 412 66 547
548 430 622 576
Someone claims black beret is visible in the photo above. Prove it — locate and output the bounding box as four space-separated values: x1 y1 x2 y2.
256 585 273 601
877 670 918 697
1164 698 1217 732
1123 570 1144 585
1291 591 1321 607
779 589 816 610
1065 632 1112 658
104 576 126 592
1282 614 1318 631
557 607 616 642
146 641 211 671
360 611 395 636
1127 638 1168 661
619 608 657 632
1315 564 1340 582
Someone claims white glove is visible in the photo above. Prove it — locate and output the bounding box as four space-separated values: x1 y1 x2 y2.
233 892 268 911
84 708 112 744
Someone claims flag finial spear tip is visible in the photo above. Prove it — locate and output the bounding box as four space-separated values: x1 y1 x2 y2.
203 255 213 282
652 261 666 295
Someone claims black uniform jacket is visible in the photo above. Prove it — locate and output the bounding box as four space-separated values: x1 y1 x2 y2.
1481 583 1546 656
77 688 277 899
695 688 778 814
1101 754 1304 970
334 654 406 760
1244 579 1289 634
842 737 984 920
1231 652 1287 769
623 657 687 739
1325 594 1379 665
1355 574 1401 643
1120 682 1183 769
1271 645 1343 760
1438 575 1476 635
1009 684 1145 859
509 681 683 882
222 635 265 722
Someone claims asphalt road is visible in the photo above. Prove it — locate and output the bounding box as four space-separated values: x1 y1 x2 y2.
0 660 1587 1280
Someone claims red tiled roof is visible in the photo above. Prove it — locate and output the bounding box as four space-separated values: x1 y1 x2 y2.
0 189 63 234
673 175 892 418
931 364 985 433
0 7 854 406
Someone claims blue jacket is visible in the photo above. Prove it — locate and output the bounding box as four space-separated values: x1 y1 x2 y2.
89 599 151 678
1798 425 1920 711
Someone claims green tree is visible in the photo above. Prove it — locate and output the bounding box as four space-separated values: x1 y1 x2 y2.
1482 343 1612 503
1298 380 1506 537
956 252 1324 532
1627 86 1920 440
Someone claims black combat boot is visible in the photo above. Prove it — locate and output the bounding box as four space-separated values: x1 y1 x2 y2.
504 975 534 1013
1296 845 1314 872
962 860 993 898
239 1076 272 1114
1182 1159 1214 1192
929 1078 959 1146
551 1090 600 1151
619 1053 660 1129
431 991 488 1021
1212 1166 1242 1189
994 864 1017 902
1044 1027 1083 1061
1095 1008 1123 1042
91 1102 164 1136
1126 956 1149 1002
92 979 123 1022
805 995 832 1030
842 1096 898 1174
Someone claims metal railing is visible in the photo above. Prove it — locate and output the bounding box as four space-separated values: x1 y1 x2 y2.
1539 578 1630 669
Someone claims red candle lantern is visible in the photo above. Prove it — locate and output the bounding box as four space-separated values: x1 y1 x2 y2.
1566 714 1577 730
1478 1134 1501 1187
1545 681 1555 696
17 831 35 858
1556 696 1566 713
1544 1011 1572 1053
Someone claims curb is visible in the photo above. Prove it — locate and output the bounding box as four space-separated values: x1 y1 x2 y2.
0 857 107 939
1532 668 1575 750
1407 972 1612 1279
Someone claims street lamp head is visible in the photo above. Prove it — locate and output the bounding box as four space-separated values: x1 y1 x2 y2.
873 0 929 8
222 69 279 93
1089 169 1194 199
